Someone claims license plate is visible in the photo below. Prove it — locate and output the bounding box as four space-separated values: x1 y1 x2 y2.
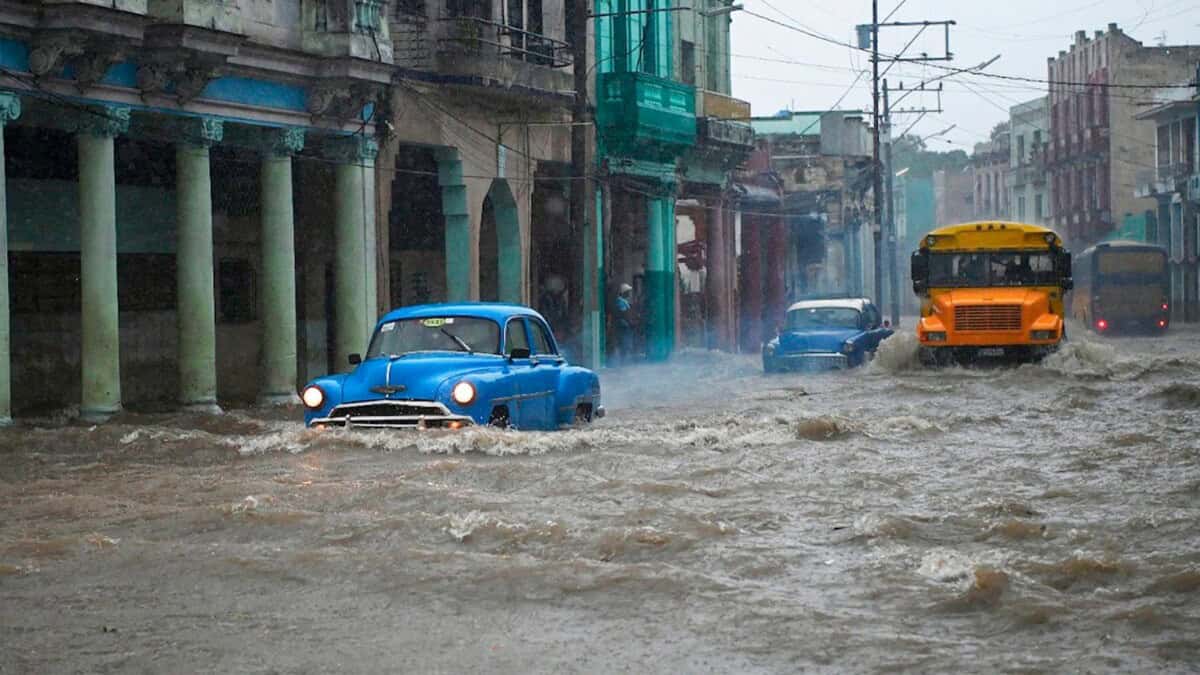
979 347 1004 357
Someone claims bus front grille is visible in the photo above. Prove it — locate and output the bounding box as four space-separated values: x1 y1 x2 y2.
954 305 1022 331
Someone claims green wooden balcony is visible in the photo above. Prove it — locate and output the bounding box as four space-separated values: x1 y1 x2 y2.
597 71 696 159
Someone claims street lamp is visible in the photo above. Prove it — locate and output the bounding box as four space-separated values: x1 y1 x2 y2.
701 4 743 17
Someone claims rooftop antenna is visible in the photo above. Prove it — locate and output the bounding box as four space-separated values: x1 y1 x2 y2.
1154 31 1167 47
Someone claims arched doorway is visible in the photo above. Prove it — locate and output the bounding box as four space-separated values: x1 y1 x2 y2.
479 179 522 303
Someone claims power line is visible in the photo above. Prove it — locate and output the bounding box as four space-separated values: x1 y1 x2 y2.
740 9 1200 90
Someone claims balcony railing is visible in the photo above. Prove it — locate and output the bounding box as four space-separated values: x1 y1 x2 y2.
597 71 696 156
436 16 572 69
698 116 754 149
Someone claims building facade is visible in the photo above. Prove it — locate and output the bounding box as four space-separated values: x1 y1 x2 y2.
594 0 751 361
972 128 1010 221
1009 96 1051 225
0 0 395 422
749 110 874 307
1046 23 1200 249
1134 74 1200 322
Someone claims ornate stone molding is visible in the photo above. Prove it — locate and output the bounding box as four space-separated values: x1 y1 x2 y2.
175 62 222 104
0 93 21 125
134 50 224 103
29 33 85 78
75 105 131 138
325 135 379 164
307 81 383 121
263 127 306 157
179 117 224 147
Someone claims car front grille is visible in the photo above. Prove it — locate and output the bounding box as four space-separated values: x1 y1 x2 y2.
954 304 1022 332
317 400 473 429
778 353 849 369
328 401 445 419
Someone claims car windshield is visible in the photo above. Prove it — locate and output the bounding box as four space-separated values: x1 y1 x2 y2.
787 307 861 330
365 316 501 357
928 251 1057 287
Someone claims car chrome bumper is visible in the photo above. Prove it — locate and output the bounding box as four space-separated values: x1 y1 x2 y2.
771 352 850 369
311 400 474 429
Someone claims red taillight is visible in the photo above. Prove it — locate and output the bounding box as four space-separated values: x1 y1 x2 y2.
1162 303 1169 311
1096 319 1108 331
1158 319 1167 328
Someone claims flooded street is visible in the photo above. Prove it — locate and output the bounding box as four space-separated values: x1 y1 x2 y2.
2 325 1199 673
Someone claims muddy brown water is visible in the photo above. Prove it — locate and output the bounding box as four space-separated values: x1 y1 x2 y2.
2 326 1199 673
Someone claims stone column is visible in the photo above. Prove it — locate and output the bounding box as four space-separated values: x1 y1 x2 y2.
704 200 729 351
77 106 130 423
331 136 379 369
645 196 677 362
740 215 762 351
175 118 223 413
765 215 787 331
0 94 19 426
258 128 305 405
436 148 472 302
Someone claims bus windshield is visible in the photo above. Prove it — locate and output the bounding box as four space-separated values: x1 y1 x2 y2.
928 251 1057 287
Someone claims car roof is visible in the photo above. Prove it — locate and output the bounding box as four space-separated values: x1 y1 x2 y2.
378 302 544 325
786 298 870 312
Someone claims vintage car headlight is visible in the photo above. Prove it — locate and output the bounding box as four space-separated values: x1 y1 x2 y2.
842 340 856 354
764 340 778 355
1031 329 1056 341
301 385 325 409
451 381 476 406
924 331 947 342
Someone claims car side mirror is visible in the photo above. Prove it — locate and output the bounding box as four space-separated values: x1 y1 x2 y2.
883 320 892 329
911 250 929 295
348 353 362 365
508 347 531 361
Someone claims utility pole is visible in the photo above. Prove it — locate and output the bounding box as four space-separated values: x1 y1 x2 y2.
569 0 599 368
860 14 957 325
883 80 898 327
870 0 882 308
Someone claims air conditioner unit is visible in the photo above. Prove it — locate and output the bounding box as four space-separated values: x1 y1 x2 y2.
1188 174 1200 203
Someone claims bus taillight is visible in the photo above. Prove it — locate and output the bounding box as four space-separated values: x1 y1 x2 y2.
1162 303 1169 311
1158 319 1167 329
1096 319 1108 331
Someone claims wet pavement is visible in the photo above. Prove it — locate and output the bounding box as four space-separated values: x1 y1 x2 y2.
2 323 1199 673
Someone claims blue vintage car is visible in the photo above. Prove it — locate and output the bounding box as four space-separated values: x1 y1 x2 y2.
762 298 894 372
301 303 604 430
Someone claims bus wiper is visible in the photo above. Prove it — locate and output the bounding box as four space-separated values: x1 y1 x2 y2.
440 328 473 353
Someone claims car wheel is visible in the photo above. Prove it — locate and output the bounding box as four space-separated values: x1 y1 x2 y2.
573 404 592 426
488 406 511 429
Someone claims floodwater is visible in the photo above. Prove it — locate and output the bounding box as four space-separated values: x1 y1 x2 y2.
2 324 1199 673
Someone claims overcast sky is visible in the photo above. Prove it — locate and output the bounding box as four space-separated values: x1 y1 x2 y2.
728 0 1200 151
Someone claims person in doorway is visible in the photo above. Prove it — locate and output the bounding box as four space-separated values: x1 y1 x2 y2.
614 283 636 364
538 274 568 331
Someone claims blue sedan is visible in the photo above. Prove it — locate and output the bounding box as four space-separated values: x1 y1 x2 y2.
762 298 894 372
301 303 604 430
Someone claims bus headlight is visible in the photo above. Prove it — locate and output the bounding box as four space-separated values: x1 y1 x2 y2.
924 331 947 342
1031 330 1056 341
1043 233 1056 244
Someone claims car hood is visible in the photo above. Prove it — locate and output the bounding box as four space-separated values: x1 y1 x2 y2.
937 287 1045 306
778 328 861 353
340 353 503 403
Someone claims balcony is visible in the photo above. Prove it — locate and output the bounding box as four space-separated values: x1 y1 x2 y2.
1012 164 1046 187
1188 174 1200 203
698 89 750 121
597 71 696 159
414 15 571 98
303 0 393 63
698 116 753 149
1134 166 1179 199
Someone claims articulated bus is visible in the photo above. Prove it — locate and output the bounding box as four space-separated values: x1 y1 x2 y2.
910 222 1073 366
1070 241 1170 334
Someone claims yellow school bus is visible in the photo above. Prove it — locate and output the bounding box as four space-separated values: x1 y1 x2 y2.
910 222 1073 366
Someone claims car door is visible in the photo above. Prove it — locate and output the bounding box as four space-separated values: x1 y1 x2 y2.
502 318 535 428
864 303 892 350
524 317 563 429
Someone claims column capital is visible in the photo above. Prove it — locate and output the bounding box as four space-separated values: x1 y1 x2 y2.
0 93 20 124
176 117 224 148
324 135 379 164
75 105 130 138
263 127 305 157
